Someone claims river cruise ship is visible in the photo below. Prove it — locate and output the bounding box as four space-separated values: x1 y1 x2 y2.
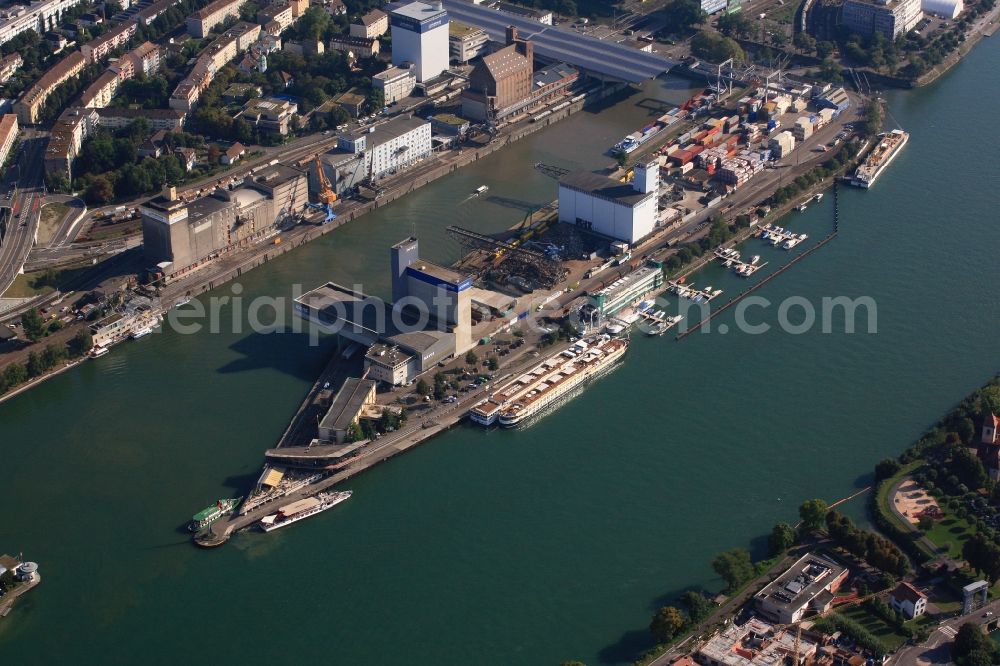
469 335 628 428
852 130 908 188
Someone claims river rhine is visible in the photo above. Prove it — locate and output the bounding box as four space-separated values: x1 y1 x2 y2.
2 38 999 664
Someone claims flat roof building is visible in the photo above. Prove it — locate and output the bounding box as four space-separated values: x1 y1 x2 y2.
841 0 922 38
449 19 488 62
373 65 416 104
318 378 377 443
389 0 449 83
753 552 848 624
589 262 664 317
558 163 660 244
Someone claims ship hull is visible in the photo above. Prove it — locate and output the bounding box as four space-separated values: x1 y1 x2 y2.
259 492 351 532
852 132 908 189
497 344 627 428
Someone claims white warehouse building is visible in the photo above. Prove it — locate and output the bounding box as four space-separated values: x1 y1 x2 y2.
557 162 660 245
921 0 962 17
389 0 449 83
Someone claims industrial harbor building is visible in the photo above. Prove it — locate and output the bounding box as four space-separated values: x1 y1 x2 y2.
449 20 488 62
840 0 922 38
141 165 307 278
295 237 486 386
461 25 532 122
373 65 417 104
557 162 660 244
389 0 449 83
588 262 664 317
319 115 432 192
753 552 848 624
318 378 377 443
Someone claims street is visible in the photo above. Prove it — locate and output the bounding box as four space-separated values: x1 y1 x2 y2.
0 131 48 296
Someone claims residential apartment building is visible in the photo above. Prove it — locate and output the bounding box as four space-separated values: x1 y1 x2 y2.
81 21 137 63
349 8 387 38
0 0 86 46
79 69 120 108
0 53 23 84
14 50 85 124
0 113 18 166
449 20 488 62
123 40 160 77
257 1 294 32
328 34 380 58
187 0 246 38
43 106 98 178
841 0 922 38
373 65 416 104
97 107 185 130
238 97 297 135
136 0 181 25
170 21 261 111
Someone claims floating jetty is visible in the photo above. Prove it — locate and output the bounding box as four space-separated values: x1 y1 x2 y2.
714 247 767 277
668 280 722 302
757 224 808 250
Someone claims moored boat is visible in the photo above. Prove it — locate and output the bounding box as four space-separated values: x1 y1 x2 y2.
259 491 352 532
189 498 242 531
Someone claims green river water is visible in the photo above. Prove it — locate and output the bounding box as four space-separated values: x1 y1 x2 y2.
1 38 999 665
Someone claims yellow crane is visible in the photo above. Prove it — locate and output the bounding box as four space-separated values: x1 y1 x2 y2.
314 155 337 206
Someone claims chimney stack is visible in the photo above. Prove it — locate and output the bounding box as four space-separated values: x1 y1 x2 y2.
505 25 518 45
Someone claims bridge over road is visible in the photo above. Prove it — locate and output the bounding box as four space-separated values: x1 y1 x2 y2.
442 0 678 83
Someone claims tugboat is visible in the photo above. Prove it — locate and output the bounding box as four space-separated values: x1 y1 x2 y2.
189 498 242 531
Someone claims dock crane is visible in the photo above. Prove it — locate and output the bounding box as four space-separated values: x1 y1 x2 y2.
306 155 338 224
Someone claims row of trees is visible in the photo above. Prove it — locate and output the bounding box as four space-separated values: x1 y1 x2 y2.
649 591 717 644
825 510 910 576
662 214 753 275
0 330 93 396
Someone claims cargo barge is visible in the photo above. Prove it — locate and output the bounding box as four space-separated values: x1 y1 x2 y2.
851 130 908 189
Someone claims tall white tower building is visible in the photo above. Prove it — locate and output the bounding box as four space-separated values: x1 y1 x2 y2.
389 0 449 83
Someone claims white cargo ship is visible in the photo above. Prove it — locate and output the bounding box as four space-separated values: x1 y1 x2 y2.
469 335 628 428
259 490 352 532
852 130 908 189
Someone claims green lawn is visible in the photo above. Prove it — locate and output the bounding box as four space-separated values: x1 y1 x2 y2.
839 604 912 651
923 510 977 559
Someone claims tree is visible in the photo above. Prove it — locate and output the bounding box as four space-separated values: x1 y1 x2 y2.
486 356 499 371
344 421 364 442
798 498 829 532
660 0 707 33
875 458 901 481
415 378 430 396
816 40 836 58
650 606 687 643
768 522 796 555
680 591 713 623
3 362 28 390
26 351 44 377
86 175 115 204
794 31 817 53
22 308 46 341
717 12 753 39
70 329 93 356
953 622 1000 666
691 30 744 63
951 446 988 491
712 548 755 591
465 350 478 366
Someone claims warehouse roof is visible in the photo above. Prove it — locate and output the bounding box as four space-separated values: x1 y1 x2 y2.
559 171 651 207
319 378 376 432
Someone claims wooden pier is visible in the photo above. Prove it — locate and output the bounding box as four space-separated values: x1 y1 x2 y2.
676 182 841 341
668 281 723 302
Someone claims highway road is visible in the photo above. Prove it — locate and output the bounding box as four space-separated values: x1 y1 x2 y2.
0 130 48 297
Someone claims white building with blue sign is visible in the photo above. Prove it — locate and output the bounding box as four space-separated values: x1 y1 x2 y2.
389 0 449 82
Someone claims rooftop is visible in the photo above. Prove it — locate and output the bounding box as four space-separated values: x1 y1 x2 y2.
345 114 428 145
891 581 927 604
697 617 817 666
319 377 376 432
449 20 484 37
359 8 387 25
559 171 653 207
754 552 847 614
406 258 467 286
533 62 577 87
388 0 448 22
